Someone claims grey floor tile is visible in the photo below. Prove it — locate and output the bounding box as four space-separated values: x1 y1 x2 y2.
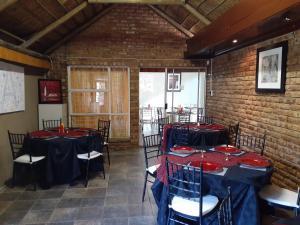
31 199 60 210
104 196 128 206
0 192 21 201
0 201 12 214
0 209 28 224
80 198 105 208
103 205 128 218
57 198 82 208
22 209 53 224
101 217 128 225
39 190 65 199
128 216 157 225
47 222 74 225
74 220 102 225
76 207 103 220
127 204 153 217
5 200 34 211
50 208 78 222
18 191 41 200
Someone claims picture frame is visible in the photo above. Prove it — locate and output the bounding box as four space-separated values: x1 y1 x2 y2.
255 41 288 93
167 73 181 92
38 79 62 104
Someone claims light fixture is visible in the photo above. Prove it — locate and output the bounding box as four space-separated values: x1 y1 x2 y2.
284 16 291 22
232 39 238 44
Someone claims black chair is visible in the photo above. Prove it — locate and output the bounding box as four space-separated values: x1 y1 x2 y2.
77 129 105 187
157 107 163 121
198 116 214 124
178 113 191 123
158 117 170 137
227 122 240 146
166 159 219 225
8 131 45 190
236 132 266 156
259 185 300 217
218 186 233 225
42 119 62 130
98 119 111 165
142 134 161 202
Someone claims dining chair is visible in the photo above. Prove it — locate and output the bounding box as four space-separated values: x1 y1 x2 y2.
259 184 300 216
198 115 214 124
8 131 45 190
227 122 240 146
140 107 153 124
157 107 163 121
98 119 111 165
218 186 233 225
158 117 170 137
166 159 219 225
42 119 62 130
236 132 266 156
178 113 191 123
77 129 105 187
142 134 161 202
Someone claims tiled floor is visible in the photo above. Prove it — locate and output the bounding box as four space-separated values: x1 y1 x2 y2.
0 149 158 225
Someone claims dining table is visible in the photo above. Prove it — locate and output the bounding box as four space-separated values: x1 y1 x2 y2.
151 146 273 225
273 216 300 225
23 128 103 188
162 123 228 152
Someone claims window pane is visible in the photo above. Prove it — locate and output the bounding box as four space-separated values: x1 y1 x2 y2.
111 68 129 113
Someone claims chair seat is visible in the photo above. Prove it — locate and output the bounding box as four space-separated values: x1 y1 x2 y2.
77 151 102 160
14 154 45 164
259 184 299 208
147 164 160 175
170 195 219 217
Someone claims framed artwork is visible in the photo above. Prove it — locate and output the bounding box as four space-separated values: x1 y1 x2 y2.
256 41 288 93
167 73 181 92
38 79 62 104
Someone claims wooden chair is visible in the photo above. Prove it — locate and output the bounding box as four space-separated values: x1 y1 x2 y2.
218 186 233 225
158 117 170 137
198 116 214 124
42 119 62 130
142 134 161 202
98 119 111 165
236 132 266 156
227 122 240 146
157 107 163 121
259 185 300 216
166 159 219 225
8 131 45 190
77 130 105 187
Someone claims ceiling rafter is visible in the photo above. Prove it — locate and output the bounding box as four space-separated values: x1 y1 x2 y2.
0 0 18 12
20 1 88 48
88 0 184 4
148 5 193 38
182 1 211 25
45 5 115 54
0 29 25 43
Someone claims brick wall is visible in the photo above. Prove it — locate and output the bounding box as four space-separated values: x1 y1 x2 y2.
49 4 205 145
206 31 300 189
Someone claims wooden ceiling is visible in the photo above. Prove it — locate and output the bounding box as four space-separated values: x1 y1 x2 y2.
0 0 240 54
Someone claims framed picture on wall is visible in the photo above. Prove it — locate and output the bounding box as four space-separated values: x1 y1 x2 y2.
38 79 62 104
167 73 181 92
256 41 288 93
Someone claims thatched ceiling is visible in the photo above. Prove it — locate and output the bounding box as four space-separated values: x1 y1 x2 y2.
0 0 239 54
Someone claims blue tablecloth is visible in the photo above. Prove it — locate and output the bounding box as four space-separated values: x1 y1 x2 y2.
152 165 273 225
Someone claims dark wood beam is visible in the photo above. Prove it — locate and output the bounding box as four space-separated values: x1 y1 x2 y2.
0 0 18 12
186 0 300 58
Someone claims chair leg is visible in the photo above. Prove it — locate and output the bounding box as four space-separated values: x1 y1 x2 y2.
106 145 110 166
85 160 90 188
12 162 16 187
101 156 105 179
142 172 148 202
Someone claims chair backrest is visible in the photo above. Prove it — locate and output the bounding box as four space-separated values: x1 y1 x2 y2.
158 117 170 136
178 114 191 123
140 107 153 124
198 108 204 117
87 129 105 157
228 122 240 146
98 119 110 142
7 131 26 160
198 116 213 124
236 132 266 156
157 107 163 121
142 134 161 169
166 159 204 225
42 119 62 130
218 186 233 225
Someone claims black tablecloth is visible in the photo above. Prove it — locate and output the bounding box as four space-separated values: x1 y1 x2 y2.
23 135 103 187
273 216 300 225
166 127 227 151
152 165 273 225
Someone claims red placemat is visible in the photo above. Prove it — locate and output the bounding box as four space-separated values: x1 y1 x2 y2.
215 146 241 154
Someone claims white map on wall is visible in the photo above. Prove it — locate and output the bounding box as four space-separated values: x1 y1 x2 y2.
0 62 25 114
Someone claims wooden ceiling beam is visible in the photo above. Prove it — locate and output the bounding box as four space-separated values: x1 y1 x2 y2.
0 0 18 12
148 5 193 38
88 0 184 4
0 41 50 69
182 2 211 25
45 5 115 54
20 1 88 48
186 0 300 58
0 29 25 43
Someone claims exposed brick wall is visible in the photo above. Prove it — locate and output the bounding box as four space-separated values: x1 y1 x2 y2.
49 4 205 145
206 31 300 189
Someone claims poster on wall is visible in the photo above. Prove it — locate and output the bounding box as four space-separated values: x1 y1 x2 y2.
167 73 181 92
256 41 288 93
0 61 25 114
38 79 62 104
